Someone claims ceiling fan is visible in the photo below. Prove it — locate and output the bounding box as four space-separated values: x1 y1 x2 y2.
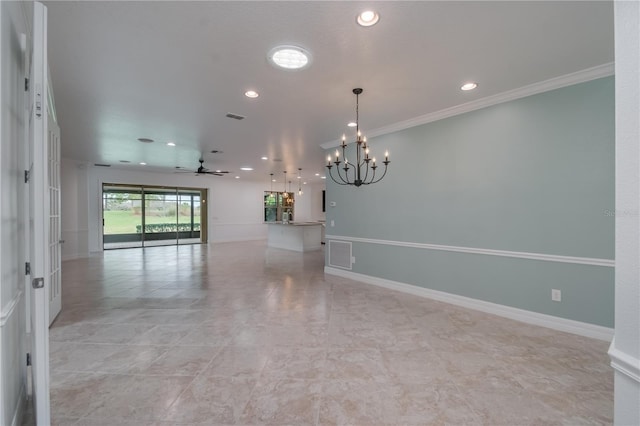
176 159 230 176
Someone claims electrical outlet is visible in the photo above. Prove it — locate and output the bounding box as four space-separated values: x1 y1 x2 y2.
551 289 562 302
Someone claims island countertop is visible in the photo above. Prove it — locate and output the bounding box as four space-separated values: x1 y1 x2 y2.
268 221 325 226
267 222 323 251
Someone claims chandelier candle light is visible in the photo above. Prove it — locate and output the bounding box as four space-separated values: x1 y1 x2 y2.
327 88 390 187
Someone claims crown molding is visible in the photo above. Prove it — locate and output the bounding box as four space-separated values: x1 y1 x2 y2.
320 62 615 149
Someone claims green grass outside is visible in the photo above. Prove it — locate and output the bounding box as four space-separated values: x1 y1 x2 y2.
103 210 200 234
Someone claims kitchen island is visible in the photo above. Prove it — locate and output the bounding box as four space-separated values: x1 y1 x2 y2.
267 222 324 252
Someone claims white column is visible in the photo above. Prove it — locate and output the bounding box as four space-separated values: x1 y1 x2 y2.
610 1 640 425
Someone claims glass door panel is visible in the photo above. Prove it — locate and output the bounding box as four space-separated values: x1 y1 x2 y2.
103 188 143 249
143 189 178 247
177 190 201 245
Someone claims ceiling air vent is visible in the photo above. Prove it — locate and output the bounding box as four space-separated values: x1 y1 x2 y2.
94 163 111 167
225 113 245 120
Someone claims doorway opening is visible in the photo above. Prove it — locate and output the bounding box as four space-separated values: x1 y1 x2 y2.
102 184 207 249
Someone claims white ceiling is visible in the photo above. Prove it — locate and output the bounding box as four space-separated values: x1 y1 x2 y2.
44 1 614 183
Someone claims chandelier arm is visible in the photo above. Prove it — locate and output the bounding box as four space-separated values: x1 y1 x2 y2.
346 164 358 184
334 162 352 185
341 162 352 183
361 161 371 183
327 168 351 185
366 163 389 184
364 163 374 184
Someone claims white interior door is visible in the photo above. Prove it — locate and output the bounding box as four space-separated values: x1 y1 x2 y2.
48 115 61 325
28 2 51 424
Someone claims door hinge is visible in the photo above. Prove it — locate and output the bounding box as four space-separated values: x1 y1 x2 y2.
25 77 29 92
31 277 44 289
35 84 42 118
26 353 31 366
24 170 29 183
25 262 31 275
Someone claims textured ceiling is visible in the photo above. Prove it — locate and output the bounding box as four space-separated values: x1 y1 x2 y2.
44 1 614 182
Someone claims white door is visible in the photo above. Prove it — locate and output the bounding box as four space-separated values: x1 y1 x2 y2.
28 2 51 424
48 115 62 325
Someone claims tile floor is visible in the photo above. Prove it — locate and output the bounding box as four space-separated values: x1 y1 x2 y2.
38 241 612 425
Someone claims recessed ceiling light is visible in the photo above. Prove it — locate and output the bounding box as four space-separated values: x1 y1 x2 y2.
357 10 380 27
245 90 259 98
240 167 253 171
139 162 147 166
235 176 240 179
315 173 320 176
137 138 154 143
347 122 357 128
267 45 311 70
321 176 326 179
215 170 222 173
272 179 276 182
461 82 478 91
167 142 176 147
261 156 268 160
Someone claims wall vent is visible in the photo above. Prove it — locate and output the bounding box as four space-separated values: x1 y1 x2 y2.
225 113 245 120
328 240 352 270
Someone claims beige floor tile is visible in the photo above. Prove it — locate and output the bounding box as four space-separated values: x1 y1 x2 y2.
84 375 194 422
239 378 322 425
261 347 327 381
202 345 270 379
136 345 222 376
318 379 390 426
164 375 257 424
325 348 389 382
43 242 612 426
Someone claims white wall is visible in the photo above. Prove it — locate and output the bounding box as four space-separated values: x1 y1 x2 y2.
60 158 88 260
294 182 326 223
610 1 640 424
59 161 326 255
0 2 29 425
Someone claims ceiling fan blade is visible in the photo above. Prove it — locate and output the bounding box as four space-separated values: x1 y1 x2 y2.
179 159 230 176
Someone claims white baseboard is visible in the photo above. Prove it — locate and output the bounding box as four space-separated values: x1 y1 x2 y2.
325 266 614 341
609 338 640 383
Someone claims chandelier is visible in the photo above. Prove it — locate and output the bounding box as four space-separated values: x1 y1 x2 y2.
326 88 390 187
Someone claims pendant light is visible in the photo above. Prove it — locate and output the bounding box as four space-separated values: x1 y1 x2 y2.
297 168 303 196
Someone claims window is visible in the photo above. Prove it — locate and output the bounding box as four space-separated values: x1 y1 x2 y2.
264 191 294 222
102 184 206 249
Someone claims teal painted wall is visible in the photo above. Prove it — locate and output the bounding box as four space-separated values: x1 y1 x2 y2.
325 77 615 327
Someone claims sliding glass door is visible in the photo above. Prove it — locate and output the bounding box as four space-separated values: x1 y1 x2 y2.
103 186 144 248
102 184 207 249
177 191 202 245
